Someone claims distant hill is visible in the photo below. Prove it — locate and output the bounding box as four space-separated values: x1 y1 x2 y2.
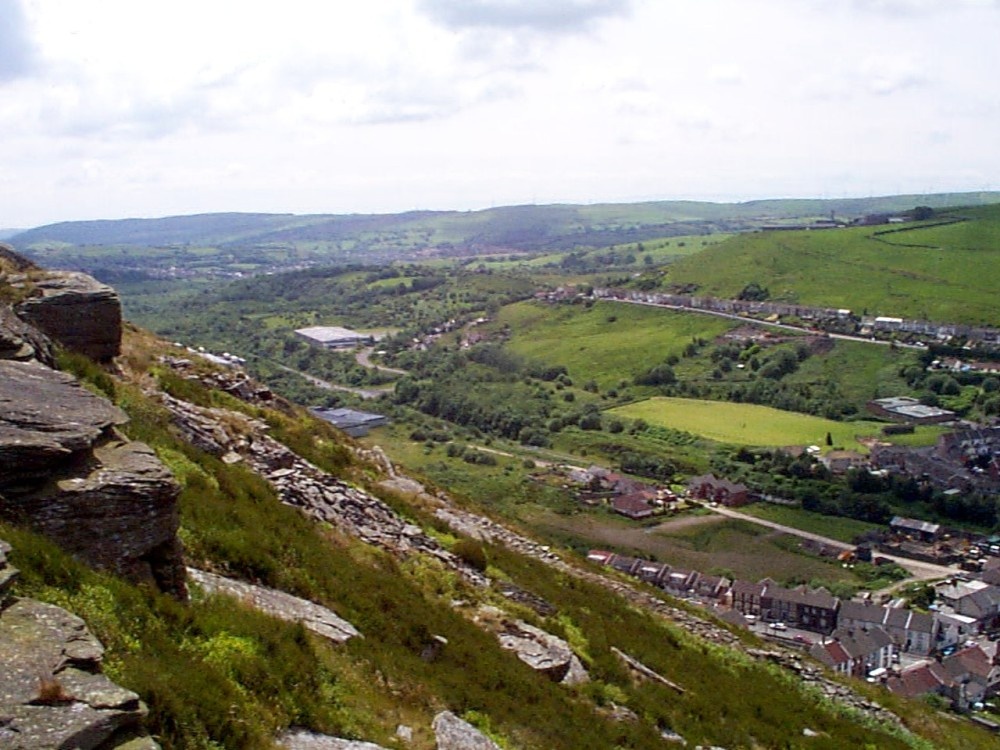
13 192 1000 253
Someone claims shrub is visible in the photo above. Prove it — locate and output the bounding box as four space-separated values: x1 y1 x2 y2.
452 539 488 572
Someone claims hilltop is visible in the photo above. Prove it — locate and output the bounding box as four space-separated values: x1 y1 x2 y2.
12 193 1000 275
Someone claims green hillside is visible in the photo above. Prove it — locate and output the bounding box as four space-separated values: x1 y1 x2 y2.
665 205 1000 324
498 300 737 388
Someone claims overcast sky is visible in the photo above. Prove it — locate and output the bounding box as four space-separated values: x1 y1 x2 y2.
1 0 998 227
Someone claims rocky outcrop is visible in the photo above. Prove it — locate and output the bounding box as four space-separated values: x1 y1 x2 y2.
475 608 588 685
0 538 159 750
14 271 122 362
158 394 490 588
0 306 53 366
187 568 361 644
0 360 185 598
0 360 127 490
432 712 503 750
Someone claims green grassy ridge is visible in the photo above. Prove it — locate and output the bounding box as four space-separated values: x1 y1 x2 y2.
664 208 1000 324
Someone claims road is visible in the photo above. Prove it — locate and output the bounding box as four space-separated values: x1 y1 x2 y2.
604 296 925 350
707 504 956 583
355 347 408 375
275 364 392 400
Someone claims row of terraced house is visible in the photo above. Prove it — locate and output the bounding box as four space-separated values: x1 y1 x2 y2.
588 550 967 655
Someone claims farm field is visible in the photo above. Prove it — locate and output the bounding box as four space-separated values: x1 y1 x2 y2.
738 504 882 544
610 396 942 450
527 510 860 586
664 208 1000 324
498 300 736 388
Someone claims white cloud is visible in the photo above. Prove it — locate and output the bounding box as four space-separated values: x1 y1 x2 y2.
1 0 998 227
418 0 631 33
0 0 37 82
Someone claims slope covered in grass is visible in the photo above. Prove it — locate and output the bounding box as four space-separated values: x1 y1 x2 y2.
666 206 1000 324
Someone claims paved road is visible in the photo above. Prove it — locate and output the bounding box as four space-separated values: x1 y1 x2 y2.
355 347 408 375
708 505 956 582
604 297 925 350
275 364 392 400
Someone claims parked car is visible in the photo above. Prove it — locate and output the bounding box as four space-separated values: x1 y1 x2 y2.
793 634 812 645
769 622 788 631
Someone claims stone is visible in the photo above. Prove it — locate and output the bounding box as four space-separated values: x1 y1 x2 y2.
0 598 152 750
0 306 54 366
0 360 127 485
4 438 186 598
395 724 413 742
432 711 503 750
187 568 360 644
277 729 389 749
14 271 122 361
494 618 589 685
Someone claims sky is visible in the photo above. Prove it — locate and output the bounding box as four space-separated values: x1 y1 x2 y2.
1 0 998 228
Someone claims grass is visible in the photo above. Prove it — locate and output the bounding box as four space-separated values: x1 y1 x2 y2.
610 396 941 451
498 300 736 389
665 209 1000 324
524 510 862 587
738 504 882 544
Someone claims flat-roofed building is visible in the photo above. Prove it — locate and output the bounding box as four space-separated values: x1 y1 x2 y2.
295 326 374 349
311 407 389 437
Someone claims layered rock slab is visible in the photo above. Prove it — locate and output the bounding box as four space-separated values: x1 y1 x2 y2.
0 597 155 750
0 360 185 598
14 271 122 362
187 568 361 644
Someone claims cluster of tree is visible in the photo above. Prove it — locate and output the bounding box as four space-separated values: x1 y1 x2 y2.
715 448 999 529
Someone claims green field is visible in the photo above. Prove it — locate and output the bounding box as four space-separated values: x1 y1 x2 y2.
665 207 1000 324
498 300 736 388
610 396 941 450
738 504 882 544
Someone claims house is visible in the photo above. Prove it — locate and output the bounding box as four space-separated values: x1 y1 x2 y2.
611 492 656 520
811 627 894 678
887 662 949 699
690 572 731 602
837 600 938 655
937 580 1000 630
687 474 751 507
890 516 942 543
889 646 1000 708
760 581 839 634
820 450 867 474
941 645 1000 703
730 580 767 617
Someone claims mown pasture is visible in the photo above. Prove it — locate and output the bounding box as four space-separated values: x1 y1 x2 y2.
610 396 943 451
